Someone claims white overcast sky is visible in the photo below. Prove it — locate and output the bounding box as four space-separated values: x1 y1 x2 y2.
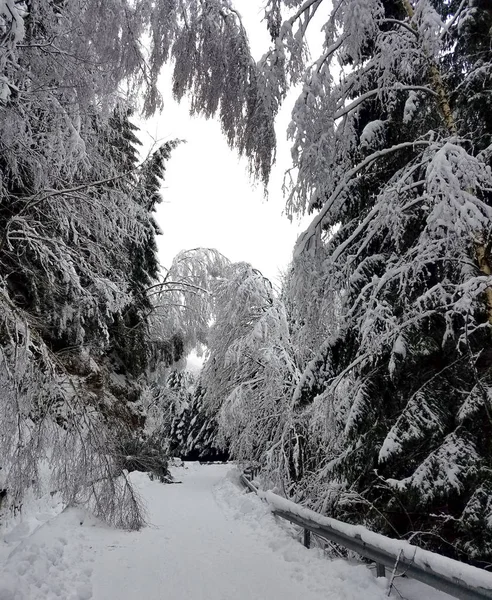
137 0 316 286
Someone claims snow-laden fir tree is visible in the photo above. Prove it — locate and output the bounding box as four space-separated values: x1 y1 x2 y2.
176 0 492 563
0 97 177 527
163 370 228 461
179 383 229 461
0 0 276 526
245 0 492 563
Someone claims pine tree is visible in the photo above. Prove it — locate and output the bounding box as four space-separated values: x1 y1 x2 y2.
170 0 492 564
181 383 228 461
1 0 273 526
0 1 181 527
257 0 492 563
166 369 194 452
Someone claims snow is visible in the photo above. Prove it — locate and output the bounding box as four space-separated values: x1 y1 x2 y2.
360 120 386 150
0 508 97 600
0 463 465 600
403 91 419 123
258 488 492 593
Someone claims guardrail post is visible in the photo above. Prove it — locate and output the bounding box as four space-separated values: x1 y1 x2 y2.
240 470 492 599
303 529 311 549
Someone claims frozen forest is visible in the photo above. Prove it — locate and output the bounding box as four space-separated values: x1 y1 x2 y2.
1 0 492 580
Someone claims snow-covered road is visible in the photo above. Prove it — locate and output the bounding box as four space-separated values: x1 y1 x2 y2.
0 463 453 600
92 463 386 600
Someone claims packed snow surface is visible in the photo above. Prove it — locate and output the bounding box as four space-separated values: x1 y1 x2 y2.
0 463 457 599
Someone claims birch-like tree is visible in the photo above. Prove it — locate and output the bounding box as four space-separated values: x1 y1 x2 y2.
144 248 231 454
200 263 300 480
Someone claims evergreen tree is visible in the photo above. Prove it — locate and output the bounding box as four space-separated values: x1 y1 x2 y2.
163 0 492 564
0 0 271 526
166 369 194 452
163 370 228 462
181 384 228 462
0 1 180 527
255 0 492 563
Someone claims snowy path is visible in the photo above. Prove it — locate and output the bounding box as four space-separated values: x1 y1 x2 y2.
1 463 454 600
91 463 386 600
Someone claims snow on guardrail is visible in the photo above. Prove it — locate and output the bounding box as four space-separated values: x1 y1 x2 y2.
240 473 492 600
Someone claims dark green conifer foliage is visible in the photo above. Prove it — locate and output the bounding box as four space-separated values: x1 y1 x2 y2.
257 0 492 564
0 91 177 524
179 385 228 462
165 372 226 461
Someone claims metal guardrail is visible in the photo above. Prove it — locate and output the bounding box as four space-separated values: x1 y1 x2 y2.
240 472 492 600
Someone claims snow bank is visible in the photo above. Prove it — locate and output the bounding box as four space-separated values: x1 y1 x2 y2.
0 488 65 563
0 465 463 600
214 469 389 600
0 507 99 600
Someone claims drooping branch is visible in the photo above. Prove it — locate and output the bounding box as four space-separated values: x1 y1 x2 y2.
296 140 433 255
333 85 438 120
